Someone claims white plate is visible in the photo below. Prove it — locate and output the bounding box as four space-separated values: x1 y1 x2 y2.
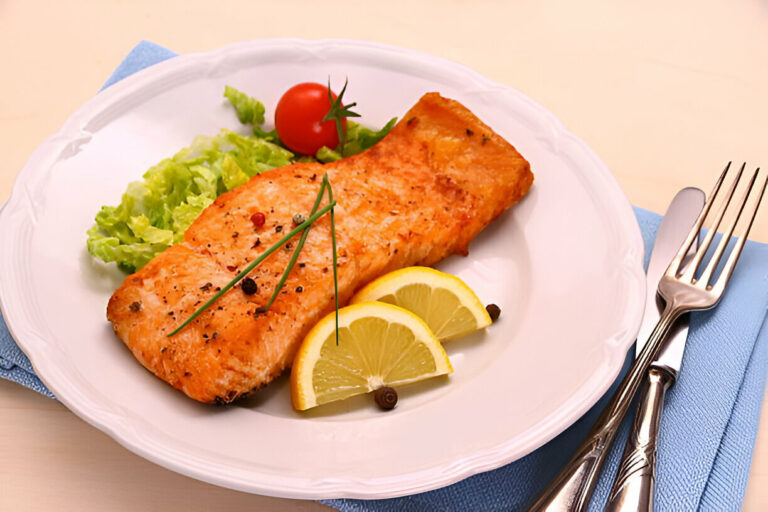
0 39 645 499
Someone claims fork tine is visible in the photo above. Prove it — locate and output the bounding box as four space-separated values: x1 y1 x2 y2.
680 162 745 282
698 167 760 287
710 170 767 296
667 162 731 278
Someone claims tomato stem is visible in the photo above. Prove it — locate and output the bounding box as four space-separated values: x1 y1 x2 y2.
322 78 360 154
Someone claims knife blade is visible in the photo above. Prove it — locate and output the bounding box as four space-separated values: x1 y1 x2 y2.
605 187 704 512
635 187 705 361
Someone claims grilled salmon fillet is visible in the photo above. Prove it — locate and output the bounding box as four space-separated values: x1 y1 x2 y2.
107 92 533 404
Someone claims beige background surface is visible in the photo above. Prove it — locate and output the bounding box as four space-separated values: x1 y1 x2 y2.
1 0 767 510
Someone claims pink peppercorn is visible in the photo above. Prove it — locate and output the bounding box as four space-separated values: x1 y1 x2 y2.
250 212 266 228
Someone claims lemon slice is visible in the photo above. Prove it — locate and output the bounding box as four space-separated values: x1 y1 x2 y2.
291 302 453 410
350 266 492 341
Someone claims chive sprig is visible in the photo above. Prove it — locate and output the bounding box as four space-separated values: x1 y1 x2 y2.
167 176 339 338
256 174 330 313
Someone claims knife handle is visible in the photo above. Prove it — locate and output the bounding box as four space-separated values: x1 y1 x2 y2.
604 367 674 512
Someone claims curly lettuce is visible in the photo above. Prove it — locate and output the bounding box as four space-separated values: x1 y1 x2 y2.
223 85 265 125
87 86 395 273
87 130 293 272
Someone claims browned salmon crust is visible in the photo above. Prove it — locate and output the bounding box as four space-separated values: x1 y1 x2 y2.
107 93 533 404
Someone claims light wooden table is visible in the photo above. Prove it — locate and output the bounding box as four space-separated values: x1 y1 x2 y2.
1 1 766 510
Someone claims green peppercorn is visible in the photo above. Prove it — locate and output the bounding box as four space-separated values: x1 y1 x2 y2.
292 213 305 225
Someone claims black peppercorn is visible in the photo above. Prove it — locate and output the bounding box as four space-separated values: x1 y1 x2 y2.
374 387 398 410
295 286 303 293
486 304 501 322
241 277 258 295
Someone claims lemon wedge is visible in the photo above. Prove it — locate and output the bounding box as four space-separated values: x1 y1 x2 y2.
350 266 492 341
291 302 453 410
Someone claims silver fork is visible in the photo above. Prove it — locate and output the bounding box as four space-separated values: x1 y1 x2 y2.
528 162 767 512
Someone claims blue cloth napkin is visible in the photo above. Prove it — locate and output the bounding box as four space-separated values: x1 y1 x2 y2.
2 41 766 511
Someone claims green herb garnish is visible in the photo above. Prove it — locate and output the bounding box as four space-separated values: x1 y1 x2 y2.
167 195 336 337
321 78 360 153
255 176 330 314
326 175 340 345
168 176 340 341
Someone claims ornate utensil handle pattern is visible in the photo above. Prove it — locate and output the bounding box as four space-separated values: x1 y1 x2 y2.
527 304 683 512
605 367 673 512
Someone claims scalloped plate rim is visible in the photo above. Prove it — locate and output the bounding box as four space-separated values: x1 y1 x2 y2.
0 38 645 499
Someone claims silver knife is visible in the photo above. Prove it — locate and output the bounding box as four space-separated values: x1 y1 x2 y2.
605 187 705 512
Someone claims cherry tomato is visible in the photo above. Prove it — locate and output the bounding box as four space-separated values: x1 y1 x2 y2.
274 83 346 156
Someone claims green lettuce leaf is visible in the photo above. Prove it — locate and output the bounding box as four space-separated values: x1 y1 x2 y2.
341 118 397 157
223 86 265 125
86 129 293 272
88 87 395 273
316 146 343 163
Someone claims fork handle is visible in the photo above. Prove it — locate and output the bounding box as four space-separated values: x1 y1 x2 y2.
604 367 673 512
527 304 682 512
